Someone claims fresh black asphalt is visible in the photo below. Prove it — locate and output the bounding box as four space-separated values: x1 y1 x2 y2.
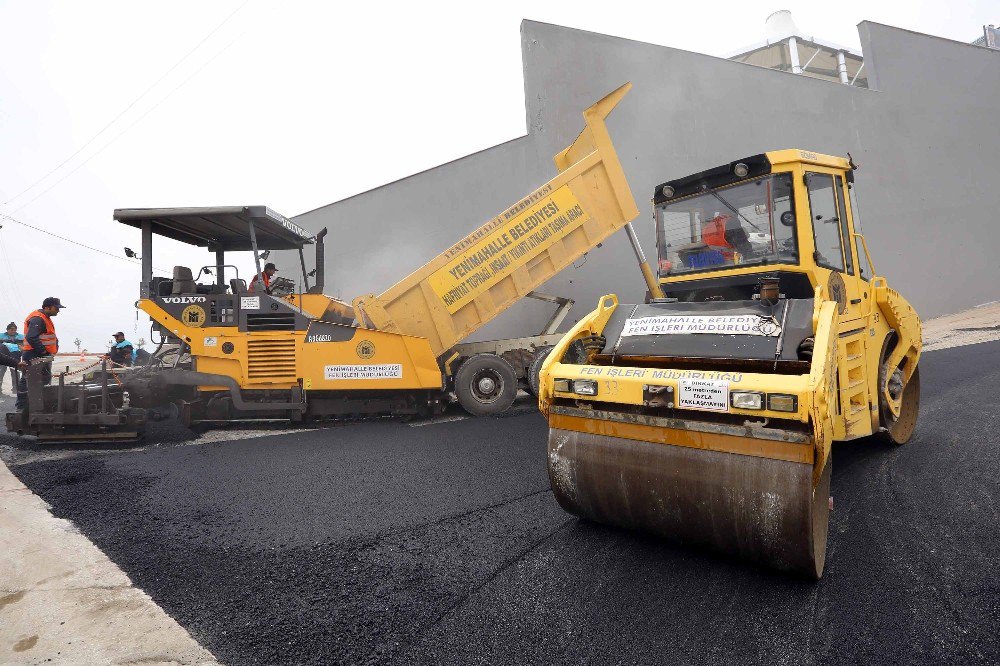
4 341 999 665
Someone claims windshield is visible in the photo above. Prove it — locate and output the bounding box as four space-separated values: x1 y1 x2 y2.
655 173 797 276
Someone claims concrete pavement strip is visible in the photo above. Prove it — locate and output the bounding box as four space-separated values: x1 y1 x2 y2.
923 301 1000 351
0 461 218 665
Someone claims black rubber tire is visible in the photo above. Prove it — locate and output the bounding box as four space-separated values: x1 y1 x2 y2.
526 346 554 398
455 354 518 417
879 363 920 445
876 334 920 445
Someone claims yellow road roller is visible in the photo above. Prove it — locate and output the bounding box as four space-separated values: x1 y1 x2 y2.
538 150 921 578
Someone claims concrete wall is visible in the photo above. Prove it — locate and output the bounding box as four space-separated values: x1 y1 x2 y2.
294 20 1000 340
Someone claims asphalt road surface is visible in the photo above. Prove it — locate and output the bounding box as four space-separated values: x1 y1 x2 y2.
5 341 999 665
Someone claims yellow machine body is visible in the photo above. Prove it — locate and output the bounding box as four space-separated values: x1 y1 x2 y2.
138 299 443 392
539 149 922 578
353 83 640 359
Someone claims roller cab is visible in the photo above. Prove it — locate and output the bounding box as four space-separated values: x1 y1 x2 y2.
539 150 922 578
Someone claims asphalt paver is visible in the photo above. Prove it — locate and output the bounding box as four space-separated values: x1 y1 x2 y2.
6 341 999 665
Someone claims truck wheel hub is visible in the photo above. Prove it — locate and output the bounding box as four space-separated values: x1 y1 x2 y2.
471 371 503 403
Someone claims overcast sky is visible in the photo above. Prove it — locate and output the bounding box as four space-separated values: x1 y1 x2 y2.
0 0 994 349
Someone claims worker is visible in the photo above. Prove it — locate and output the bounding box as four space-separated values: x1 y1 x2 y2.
0 322 24 396
249 262 278 294
16 297 64 410
107 332 136 367
701 213 753 259
0 344 27 393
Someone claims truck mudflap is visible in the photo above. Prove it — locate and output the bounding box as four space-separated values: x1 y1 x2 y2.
547 406 831 578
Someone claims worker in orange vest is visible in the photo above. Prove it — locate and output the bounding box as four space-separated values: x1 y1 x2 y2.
701 213 753 260
249 262 278 294
16 297 64 410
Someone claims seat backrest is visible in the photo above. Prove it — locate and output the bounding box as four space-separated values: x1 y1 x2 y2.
230 278 248 295
171 266 197 294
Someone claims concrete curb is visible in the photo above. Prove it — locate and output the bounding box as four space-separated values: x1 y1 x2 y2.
0 461 218 665
923 303 1000 352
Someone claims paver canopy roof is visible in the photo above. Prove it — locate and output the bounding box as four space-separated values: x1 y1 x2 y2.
114 205 313 251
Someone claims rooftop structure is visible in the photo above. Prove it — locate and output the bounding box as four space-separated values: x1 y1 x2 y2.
727 10 868 87
971 24 999 49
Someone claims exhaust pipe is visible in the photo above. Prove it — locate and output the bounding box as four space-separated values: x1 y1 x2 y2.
310 227 328 294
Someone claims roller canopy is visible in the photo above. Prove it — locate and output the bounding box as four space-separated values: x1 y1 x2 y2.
114 205 313 251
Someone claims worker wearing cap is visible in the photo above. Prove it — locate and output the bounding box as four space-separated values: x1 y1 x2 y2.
249 262 278 294
107 332 136 367
0 323 24 396
16 297 64 409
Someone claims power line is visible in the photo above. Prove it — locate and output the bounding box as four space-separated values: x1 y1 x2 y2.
12 33 244 214
0 234 25 313
2 0 249 208
0 188 23 312
0 212 170 273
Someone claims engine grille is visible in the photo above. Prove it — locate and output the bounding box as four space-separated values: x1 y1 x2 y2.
247 338 297 382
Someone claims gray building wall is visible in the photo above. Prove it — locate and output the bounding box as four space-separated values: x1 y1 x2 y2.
294 20 1000 340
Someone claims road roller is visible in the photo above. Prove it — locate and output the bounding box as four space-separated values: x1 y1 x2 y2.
538 150 922 578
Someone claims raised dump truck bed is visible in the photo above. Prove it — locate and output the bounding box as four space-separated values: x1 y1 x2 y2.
353 83 638 359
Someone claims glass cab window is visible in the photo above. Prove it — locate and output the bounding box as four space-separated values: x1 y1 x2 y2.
806 173 846 272
655 173 797 276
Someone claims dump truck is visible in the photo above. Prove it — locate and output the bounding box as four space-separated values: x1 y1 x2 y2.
539 150 921 578
7 83 662 441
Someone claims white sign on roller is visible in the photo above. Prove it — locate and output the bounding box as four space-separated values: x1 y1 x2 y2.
620 314 780 337
324 364 403 380
240 296 261 310
678 378 730 412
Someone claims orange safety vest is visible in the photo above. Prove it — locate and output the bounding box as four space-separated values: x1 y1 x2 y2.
701 215 736 259
249 272 271 293
23 310 58 354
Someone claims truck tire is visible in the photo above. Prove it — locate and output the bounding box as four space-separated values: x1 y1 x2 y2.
526 346 554 397
455 353 518 416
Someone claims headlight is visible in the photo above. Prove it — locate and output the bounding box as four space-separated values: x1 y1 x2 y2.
553 379 572 393
768 393 798 412
573 380 598 396
731 391 764 410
